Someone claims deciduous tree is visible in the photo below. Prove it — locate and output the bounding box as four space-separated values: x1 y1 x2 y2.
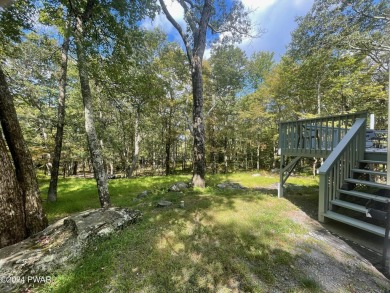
0 0 47 248
159 0 252 187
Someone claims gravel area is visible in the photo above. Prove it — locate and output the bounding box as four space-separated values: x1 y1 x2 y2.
283 208 390 292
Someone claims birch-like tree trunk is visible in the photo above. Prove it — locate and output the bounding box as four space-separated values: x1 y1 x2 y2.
74 15 110 208
48 29 70 202
165 105 173 175
127 106 141 178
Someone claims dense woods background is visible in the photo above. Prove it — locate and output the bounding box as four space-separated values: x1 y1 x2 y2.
0 0 388 246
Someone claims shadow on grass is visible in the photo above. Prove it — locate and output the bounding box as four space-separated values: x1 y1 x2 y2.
283 183 319 220
36 175 390 293
37 185 322 293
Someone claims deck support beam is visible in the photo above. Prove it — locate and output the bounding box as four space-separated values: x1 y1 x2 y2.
278 156 302 198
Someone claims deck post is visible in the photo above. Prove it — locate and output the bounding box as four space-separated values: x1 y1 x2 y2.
318 173 327 222
279 155 284 198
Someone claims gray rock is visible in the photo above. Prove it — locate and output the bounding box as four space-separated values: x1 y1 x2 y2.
168 182 189 192
136 190 151 199
156 200 172 207
216 181 246 190
0 207 142 293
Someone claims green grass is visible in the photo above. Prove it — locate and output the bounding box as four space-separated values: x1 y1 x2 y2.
36 172 320 292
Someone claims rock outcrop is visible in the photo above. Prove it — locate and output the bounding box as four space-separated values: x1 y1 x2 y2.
216 181 246 190
168 182 190 192
0 207 142 293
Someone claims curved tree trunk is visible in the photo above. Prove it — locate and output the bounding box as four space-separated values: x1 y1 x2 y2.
0 133 26 248
0 64 47 239
74 15 110 208
48 30 70 202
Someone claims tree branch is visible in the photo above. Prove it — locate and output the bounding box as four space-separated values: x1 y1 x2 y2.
82 0 96 22
177 0 197 35
351 5 390 23
193 0 212 57
158 0 193 64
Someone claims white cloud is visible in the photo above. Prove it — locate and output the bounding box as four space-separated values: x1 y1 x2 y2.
164 0 184 20
204 48 211 59
141 0 184 36
239 0 314 60
141 0 314 61
241 0 277 12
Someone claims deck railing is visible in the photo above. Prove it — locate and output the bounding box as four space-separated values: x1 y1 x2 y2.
279 112 367 158
317 117 367 222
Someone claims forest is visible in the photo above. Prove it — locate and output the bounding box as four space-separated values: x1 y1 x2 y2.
0 0 389 249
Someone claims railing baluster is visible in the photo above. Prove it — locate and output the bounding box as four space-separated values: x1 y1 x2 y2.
279 113 368 222
317 118 367 222
279 112 367 158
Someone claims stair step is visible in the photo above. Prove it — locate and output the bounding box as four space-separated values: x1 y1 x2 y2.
345 178 390 190
324 211 387 237
331 199 367 213
351 169 387 176
359 159 387 165
338 189 390 203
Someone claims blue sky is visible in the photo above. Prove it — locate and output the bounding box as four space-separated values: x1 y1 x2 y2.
142 0 314 61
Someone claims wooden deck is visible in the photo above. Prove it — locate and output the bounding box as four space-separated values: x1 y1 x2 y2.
279 112 368 158
279 112 390 237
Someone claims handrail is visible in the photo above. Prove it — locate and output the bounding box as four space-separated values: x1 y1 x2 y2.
279 112 367 158
318 118 367 222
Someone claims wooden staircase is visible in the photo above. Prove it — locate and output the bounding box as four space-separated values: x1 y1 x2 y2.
279 112 389 238
324 155 390 237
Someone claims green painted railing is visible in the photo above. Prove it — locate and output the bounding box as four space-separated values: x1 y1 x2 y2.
318 117 367 222
279 112 367 158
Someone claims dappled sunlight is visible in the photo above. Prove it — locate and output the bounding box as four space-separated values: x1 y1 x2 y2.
134 193 307 291
156 230 185 255
207 171 280 189
36 172 389 292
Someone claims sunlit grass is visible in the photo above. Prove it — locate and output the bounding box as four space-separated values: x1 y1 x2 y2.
37 172 322 292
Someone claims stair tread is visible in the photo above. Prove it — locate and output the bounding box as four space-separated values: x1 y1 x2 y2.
345 178 390 189
338 189 390 203
359 159 387 164
351 169 387 176
324 211 386 237
331 199 367 213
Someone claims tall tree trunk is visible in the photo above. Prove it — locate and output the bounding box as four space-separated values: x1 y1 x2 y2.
313 157 318 177
317 81 321 115
0 64 47 238
165 107 172 175
74 15 110 208
48 31 70 202
210 125 217 174
191 58 206 187
165 140 171 175
127 107 141 178
159 0 212 188
72 161 78 175
0 133 26 248
182 127 187 171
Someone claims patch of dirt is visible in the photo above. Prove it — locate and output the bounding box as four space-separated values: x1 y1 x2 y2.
284 208 390 292
244 179 389 291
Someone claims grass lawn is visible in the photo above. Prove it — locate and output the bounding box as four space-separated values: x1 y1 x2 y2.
37 172 320 292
